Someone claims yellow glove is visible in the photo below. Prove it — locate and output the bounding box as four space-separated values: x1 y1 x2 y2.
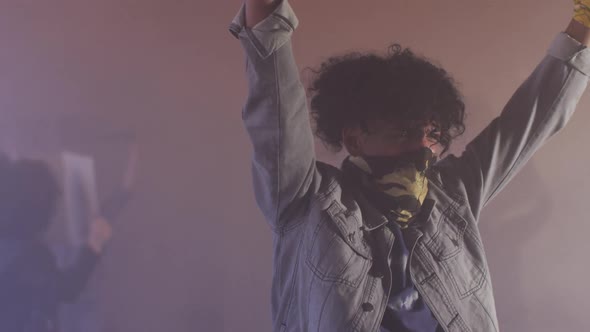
574 0 590 28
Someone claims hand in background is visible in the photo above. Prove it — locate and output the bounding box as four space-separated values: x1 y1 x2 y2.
87 217 113 254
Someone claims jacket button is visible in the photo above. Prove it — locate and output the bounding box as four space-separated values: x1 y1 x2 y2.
361 303 374 312
348 233 356 243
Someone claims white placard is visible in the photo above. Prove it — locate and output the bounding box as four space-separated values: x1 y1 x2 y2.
61 151 99 246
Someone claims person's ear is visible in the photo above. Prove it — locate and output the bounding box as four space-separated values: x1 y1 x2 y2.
342 127 363 156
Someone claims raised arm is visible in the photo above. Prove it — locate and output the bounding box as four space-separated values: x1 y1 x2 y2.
438 16 590 220
100 143 137 221
230 1 319 231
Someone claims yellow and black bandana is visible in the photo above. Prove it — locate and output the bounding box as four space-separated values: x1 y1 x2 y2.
343 148 436 226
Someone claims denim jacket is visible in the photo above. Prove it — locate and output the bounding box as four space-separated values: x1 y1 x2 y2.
230 1 590 331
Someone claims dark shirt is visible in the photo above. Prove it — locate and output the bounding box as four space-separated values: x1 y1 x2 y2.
381 220 440 332
364 194 439 332
0 238 99 332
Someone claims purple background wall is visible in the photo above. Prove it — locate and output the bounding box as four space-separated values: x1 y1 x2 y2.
1 1 589 331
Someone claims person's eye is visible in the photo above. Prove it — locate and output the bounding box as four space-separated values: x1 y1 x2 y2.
427 129 441 140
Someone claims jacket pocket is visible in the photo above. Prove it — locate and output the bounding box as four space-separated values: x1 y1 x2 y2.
305 203 371 288
425 207 486 298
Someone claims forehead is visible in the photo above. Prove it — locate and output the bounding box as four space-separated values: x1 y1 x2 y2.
366 118 434 131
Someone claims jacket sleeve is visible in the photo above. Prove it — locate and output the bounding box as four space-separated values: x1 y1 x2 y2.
439 33 590 220
57 247 100 302
230 0 318 232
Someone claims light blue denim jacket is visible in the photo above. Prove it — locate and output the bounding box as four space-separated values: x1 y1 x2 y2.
230 1 590 331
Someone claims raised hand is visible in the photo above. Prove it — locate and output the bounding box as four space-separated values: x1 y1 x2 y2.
574 0 590 28
87 217 113 254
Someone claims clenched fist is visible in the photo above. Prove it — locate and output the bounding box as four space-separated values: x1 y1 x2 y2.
574 0 590 28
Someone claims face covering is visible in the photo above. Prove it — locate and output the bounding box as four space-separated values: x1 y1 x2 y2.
346 147 436 226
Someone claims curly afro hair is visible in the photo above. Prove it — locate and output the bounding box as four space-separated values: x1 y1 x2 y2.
309 44 466 155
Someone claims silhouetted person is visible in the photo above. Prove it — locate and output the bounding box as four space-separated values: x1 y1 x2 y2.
0 158 112 332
